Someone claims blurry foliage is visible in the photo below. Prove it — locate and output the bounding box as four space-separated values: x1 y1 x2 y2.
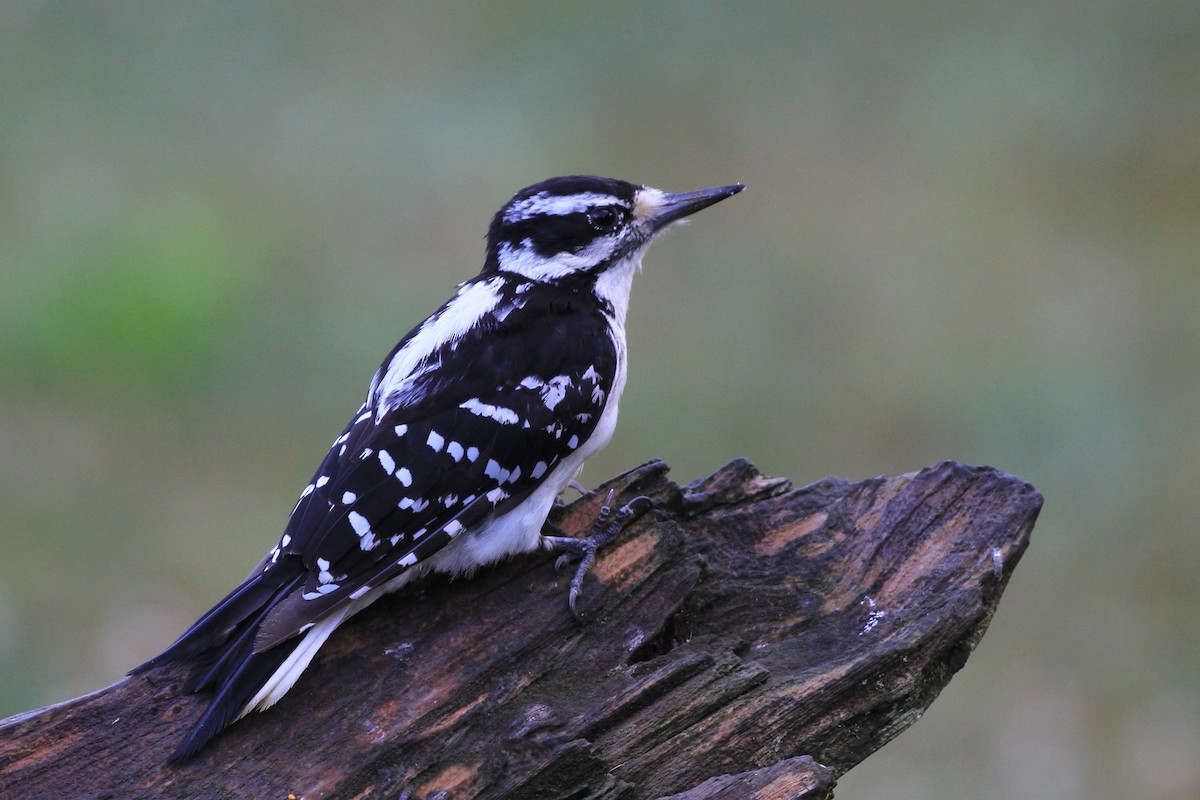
1 211 257 399
0 3 1198 799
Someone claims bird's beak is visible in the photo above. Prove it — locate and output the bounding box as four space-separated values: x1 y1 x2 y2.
644 183 745 231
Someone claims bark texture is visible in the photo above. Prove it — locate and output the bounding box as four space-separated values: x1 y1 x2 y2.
0 458 1042 800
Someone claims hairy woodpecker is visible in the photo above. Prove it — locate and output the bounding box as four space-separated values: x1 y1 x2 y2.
131 175 744 760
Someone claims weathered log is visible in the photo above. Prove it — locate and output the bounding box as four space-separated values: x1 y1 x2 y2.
0 459 1041 799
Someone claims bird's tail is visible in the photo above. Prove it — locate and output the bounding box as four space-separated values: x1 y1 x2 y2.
130 564 316 761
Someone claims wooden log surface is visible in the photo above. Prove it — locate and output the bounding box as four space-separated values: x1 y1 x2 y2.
0 458 1042 799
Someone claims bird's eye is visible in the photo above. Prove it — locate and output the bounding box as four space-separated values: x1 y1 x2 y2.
587 207 621 232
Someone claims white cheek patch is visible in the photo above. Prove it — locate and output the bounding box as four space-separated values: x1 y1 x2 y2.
499 237 618 281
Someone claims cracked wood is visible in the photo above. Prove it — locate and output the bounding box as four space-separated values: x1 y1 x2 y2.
0 458 1041 800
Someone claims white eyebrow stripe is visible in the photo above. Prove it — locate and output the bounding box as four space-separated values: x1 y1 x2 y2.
504 192 625 223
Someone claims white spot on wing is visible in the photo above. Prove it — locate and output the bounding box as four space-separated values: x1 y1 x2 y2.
426 430 445 452
348 512 371 536
485 459 505 482
447 441 464 462
460 397 520 425
396 467 413 487
540 375 572 410
378 449 395 475
342 491 357 505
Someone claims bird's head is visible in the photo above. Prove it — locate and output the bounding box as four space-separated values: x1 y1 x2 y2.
483 175 744 283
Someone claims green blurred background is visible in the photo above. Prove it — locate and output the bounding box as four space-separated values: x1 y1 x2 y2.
1 3 1197 797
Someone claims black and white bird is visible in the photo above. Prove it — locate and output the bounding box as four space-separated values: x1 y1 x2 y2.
132 175 744 760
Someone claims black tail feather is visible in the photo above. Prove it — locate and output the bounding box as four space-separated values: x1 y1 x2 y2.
184 570 303 693
169 634 298 762
129 568 291 675
127 559 308 760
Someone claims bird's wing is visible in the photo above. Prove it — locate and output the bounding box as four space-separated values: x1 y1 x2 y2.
143 290 619 675
254 353 615 647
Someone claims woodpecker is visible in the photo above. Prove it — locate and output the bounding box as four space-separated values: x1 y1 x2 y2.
132 175 744 760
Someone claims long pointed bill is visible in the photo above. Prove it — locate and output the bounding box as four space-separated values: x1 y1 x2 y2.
647 183 745 231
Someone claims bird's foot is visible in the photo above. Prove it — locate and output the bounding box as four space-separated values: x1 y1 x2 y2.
544 490 653 618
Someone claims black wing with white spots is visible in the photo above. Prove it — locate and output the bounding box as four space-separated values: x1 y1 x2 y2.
255 288 617 643
132 278 617 757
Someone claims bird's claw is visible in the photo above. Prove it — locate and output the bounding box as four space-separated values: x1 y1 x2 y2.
545 490 653 619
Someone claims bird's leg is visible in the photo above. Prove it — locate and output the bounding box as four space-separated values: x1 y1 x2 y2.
542 490 653 618
551 479 591 511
